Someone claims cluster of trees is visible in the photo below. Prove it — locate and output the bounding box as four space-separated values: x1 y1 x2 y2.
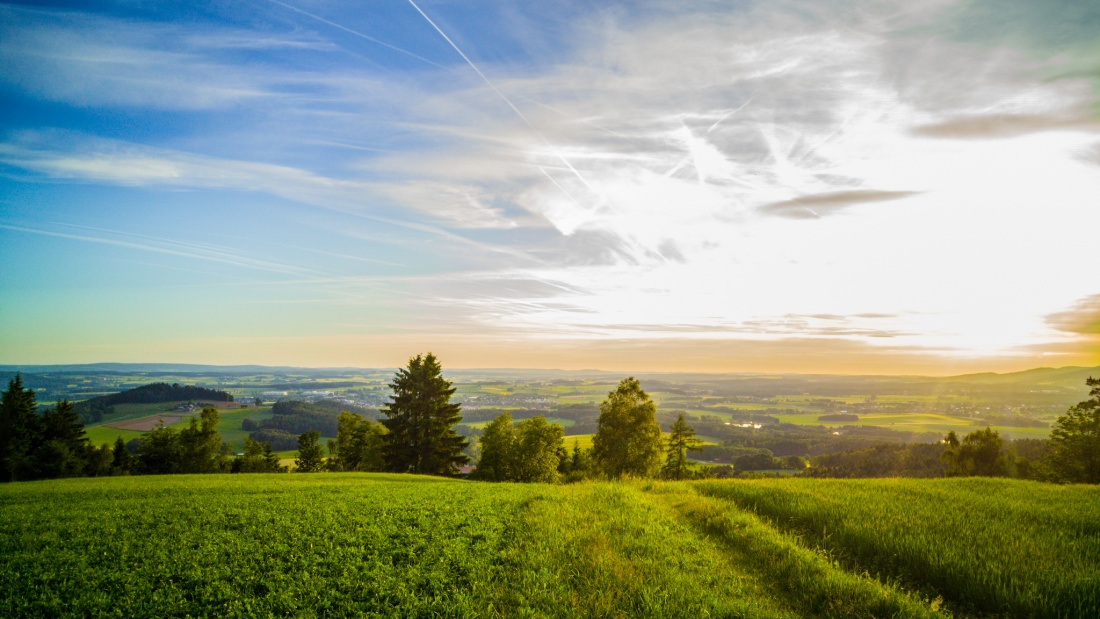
242 400 378 450
0 376 283 481
807 443 948 478
0 377 91 481
469 378 708 483
932 378 1095 483
807 378 1100 483
473 412 564 482
288 353 472 476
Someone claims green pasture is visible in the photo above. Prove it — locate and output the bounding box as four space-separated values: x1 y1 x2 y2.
215 406 274 450
694 477 1099 619
83 425 145 447
2 475 1094 619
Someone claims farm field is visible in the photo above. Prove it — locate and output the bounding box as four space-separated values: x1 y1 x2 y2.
2 475 1094 619
83 405 274 451
770 412 1051 439
562 431 722 451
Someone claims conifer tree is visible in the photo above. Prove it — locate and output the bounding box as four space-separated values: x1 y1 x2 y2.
295 431 325 472
662 412 702 480
0 375 39 482
34 400 88 479
381 353 469 475
111 436 133 474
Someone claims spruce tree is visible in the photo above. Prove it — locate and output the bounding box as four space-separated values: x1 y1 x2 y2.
35 400 88 479
0 375 40 482
295 431 325 472
381 353 469 475
662 412 702 480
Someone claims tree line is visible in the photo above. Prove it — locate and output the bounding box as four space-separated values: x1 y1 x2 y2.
807 377 1099 483
3 358 1097 484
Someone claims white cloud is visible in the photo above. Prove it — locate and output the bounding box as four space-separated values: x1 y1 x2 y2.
4 0 1099 364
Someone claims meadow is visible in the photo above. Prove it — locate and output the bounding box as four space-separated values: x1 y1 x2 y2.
1 475 1095 618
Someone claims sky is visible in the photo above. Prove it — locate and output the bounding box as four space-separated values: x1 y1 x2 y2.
1 0 1099 374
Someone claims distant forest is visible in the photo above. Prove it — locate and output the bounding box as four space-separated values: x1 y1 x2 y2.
73 383 233 423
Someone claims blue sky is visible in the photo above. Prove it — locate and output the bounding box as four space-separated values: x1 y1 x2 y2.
2 0 1099 373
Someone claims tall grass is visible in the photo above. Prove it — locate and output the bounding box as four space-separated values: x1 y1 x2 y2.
1 475 1094 618
693 477 1100 619
643 482 945 619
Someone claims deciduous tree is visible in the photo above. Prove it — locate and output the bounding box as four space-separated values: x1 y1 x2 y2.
592 377 663 479
943 427 1007 477
381 353 468 475
234 437 287 473
512 416 564 483
1044 377 1100 483
137 422 182 475
472 412 515 481
472 413 564 483
178 407 230 474
327 411 385 472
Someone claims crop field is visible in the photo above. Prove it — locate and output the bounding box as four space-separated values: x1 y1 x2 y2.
107 414 184 431
3 475 1091 619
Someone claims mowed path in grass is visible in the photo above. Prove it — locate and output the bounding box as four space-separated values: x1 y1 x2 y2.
1 476 1095 619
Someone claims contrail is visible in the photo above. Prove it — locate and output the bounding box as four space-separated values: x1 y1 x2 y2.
405 0 597 193
268 0 446 69
2 223 315 277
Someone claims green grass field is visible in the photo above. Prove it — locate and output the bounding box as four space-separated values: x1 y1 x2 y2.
694 477 1100 619
3 475 1093 619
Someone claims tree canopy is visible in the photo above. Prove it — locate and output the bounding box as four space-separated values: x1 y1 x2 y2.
327 411 385 472
942 427 1007 477
473 413 564 483
295 431 325 473
1044 377 1100 484
381 353 469 475
592 377 663 479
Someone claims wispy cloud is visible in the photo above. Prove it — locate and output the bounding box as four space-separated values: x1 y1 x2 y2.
3 0 1100 368
759 190 919 219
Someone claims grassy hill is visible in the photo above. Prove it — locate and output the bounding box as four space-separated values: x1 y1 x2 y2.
1 476 1095 618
